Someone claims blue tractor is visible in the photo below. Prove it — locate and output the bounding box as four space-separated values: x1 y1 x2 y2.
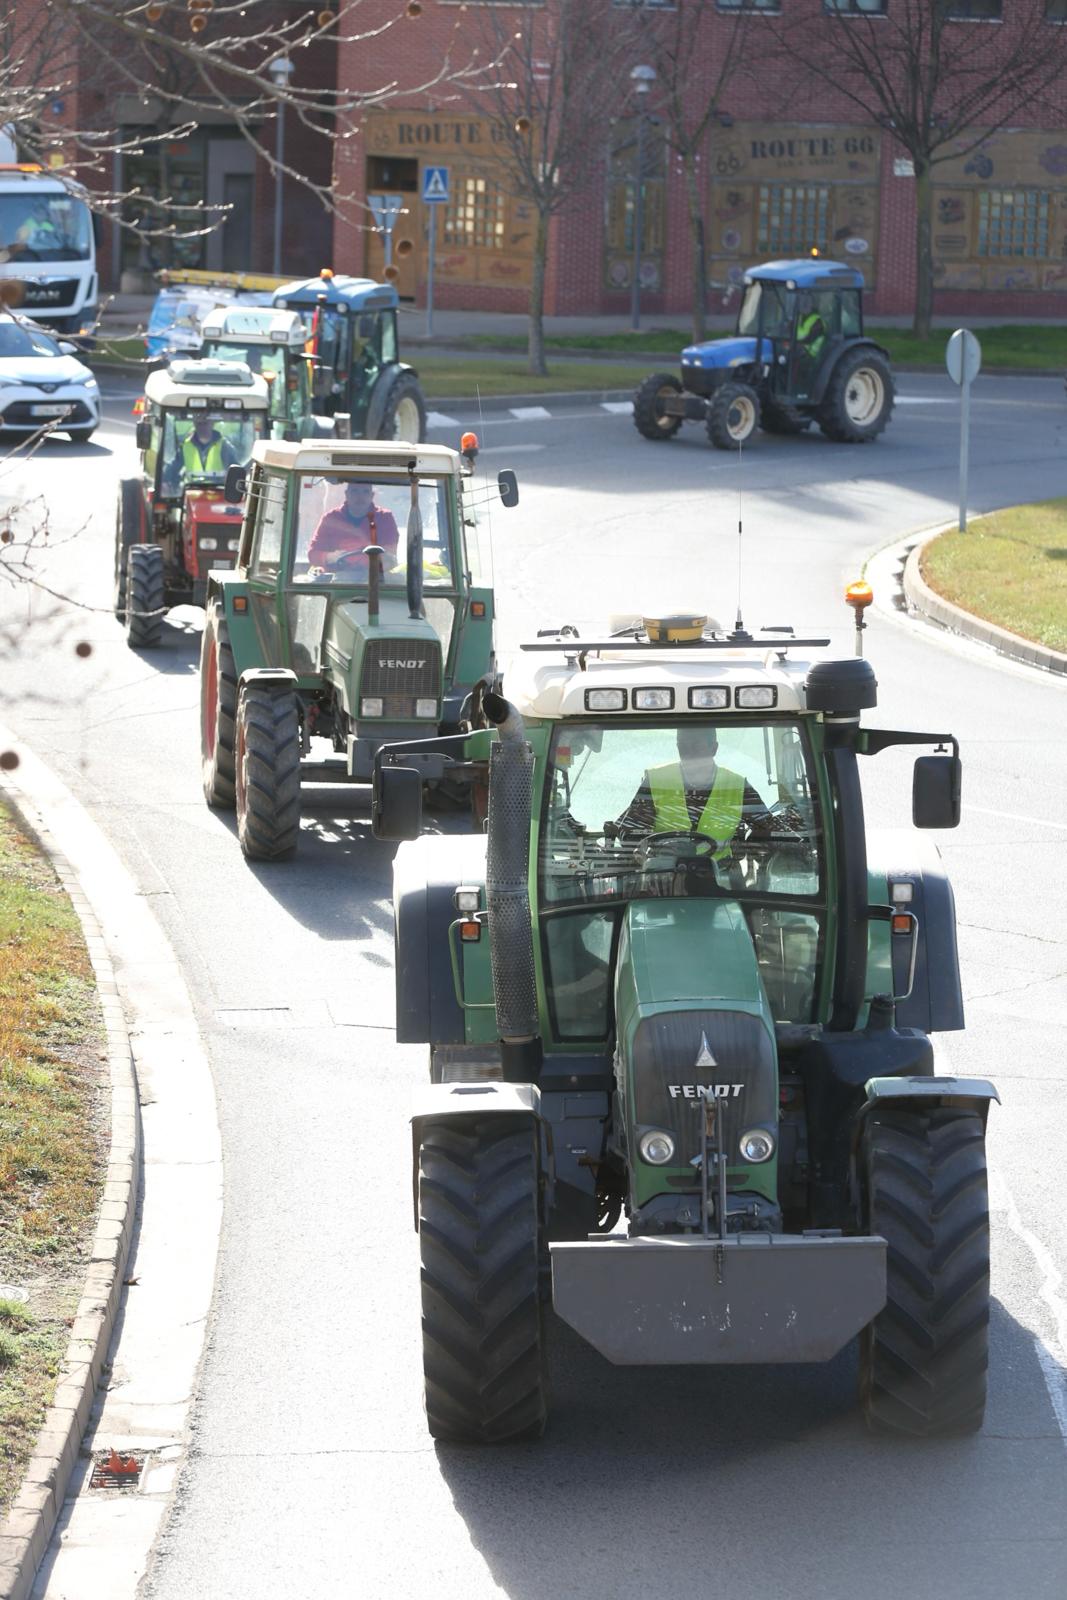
272 269 428 442
633 259 894 450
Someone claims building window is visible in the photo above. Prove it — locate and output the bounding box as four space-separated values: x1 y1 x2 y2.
444 175 505 251
757 184 831 255
824 0 887 12
1047 0 1067 18
976 189 1051 257
938 1 1002 17
717 0 780 10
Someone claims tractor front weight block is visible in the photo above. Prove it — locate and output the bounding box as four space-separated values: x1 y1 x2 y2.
659 393 707 422
550 1234 886 1365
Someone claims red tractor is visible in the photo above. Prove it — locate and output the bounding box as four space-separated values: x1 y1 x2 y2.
114 359 270 648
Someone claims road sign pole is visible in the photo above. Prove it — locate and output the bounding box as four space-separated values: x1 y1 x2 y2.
958 374 970 534
426 204 436 340
946 327 981 535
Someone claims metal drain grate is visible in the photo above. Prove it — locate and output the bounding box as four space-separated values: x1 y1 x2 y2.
90 1449 144 1490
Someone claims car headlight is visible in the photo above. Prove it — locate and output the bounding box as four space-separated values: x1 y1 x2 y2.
639 1130 675 1166
83 377 98 391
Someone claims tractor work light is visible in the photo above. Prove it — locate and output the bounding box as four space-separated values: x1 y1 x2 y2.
360 697 384 718
415 697 437 719
454 886 480 913
223 398 243 410
891 881 913 903
188 398 207 408
633 687 673 711
689 686 729 710
739 1128 775 1163
199 537 218 551
639 1131 675 1166
736 686 777 709
585 688 626 712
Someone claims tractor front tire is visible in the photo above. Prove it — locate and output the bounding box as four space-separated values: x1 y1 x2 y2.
419 1115 547 1444
200 604 238 809
760 397 809 436
124 543 165 649
380 373 427 443
860 1106 990 1437
114 477 145 621
632 373 683 440
817 349 894 443
235 683 301 860
706 382 761 450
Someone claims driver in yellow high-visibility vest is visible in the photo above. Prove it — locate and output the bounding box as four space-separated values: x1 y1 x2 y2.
167 412 238 484
616 725 770 860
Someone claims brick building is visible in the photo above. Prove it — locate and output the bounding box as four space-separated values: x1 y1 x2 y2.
333 0 1067 320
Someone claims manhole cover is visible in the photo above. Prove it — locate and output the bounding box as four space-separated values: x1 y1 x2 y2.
90 1449 145 1490
0 1284 29 1304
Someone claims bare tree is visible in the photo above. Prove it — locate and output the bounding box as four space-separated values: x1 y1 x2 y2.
459 1 640 376
773 0 1067 339
630 0 756 342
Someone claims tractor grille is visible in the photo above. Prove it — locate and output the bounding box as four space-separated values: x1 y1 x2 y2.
360 637 441 703
632 1008 776 1170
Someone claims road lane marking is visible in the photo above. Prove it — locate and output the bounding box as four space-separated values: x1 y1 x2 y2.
601 401 633 414
509 404 551 419
425 410 459 428
967 803 1067 832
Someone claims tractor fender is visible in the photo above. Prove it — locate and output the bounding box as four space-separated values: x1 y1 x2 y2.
393 832 490 1045
810 338 893 406
867 830 964 1032
860 1074 999 1126
238 666 298 691
364 361 419 439
411 1081 542 1230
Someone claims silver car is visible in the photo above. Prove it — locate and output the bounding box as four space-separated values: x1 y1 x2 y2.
0 313 100 441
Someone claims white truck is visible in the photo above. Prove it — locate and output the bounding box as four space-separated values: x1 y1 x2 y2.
0 166 98 335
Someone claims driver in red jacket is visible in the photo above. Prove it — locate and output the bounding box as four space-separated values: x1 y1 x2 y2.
307 481 399 574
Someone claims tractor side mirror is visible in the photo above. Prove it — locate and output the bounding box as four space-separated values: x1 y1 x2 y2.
913 754 961 829
135 419 152 452
497 469 519 508
372 764 423 841
224 463 248 504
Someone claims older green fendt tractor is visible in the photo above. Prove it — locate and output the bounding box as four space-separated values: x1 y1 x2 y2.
199 434 516 861
373 600 995 1443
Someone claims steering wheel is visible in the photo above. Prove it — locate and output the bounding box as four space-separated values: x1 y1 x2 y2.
328 547 373 573
642 830 719 854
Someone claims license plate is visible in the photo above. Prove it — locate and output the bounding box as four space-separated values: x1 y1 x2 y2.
31 404 69 417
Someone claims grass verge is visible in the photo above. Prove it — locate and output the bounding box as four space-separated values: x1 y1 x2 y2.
920 498 1067 655
407 354 658 397
0 802 107 1517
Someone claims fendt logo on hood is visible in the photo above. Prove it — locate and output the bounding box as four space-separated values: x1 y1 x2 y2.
380 659 421 670
669 1083 744 1101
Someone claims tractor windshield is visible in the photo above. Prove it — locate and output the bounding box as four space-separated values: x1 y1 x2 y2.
206 342 309 425
290 473 454 588
159 410 265 498
737 280 794 339
538 718 825 1035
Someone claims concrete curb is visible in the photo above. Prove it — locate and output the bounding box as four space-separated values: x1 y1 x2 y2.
902 529 1067 677
0 781 141 1600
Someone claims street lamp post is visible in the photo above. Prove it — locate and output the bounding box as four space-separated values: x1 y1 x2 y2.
269 55 294 276
629 63 656 332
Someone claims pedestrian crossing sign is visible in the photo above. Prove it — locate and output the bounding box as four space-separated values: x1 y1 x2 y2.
422 166 449 205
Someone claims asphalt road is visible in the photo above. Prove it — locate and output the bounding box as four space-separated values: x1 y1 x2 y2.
3 371 1067 1598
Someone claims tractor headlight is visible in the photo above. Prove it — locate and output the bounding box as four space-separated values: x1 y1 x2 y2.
736 685 777 709
227 538 240 552
361 697 384 718
639 1131 676 1166
689 686 730 710
585 688 626 712
199 536 218 551
633 687 674 711
739 1127 776 1163
415 697 437 719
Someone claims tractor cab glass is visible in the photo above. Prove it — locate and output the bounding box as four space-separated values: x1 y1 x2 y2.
538 718 825 1037
158 410 265 498
290 474 454 588
737 280 794 341
311 307 397 425
207 342 309 427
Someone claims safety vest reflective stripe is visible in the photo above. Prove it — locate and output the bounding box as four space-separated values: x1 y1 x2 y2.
182 436 224 473
648 762 746 860
798 313 826 356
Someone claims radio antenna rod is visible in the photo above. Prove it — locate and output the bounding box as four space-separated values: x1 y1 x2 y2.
734 437 746 637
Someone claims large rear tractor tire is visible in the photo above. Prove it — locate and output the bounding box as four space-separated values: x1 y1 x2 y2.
200 604 238 809
418 1115 547 1444
706 381 761 450
235 683 301 860
380 373 427 443
860 1106 990 1437
760 397 809 436
632 372 683 440
114 477 145 621
817 349 894 443
124 543 165 649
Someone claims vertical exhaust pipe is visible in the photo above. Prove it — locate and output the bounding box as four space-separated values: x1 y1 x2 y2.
406 460 424 620
365 544 383 626
482 691 542 1083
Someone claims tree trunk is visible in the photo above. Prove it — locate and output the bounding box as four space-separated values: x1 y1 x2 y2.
913 159 933 341
682 149 707 343
527 208 549 378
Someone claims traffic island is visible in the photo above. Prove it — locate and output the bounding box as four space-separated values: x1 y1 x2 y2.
904 500 1067 675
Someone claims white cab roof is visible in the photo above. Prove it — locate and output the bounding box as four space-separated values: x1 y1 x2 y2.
200 306 306 347
250 439 462 477
145 360 270 409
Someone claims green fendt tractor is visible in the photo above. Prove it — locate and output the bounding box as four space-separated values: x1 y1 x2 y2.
199 434 517 861
373 603 995 1443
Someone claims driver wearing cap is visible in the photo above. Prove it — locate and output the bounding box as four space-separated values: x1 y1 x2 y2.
308 481 399 573
617 725 769 860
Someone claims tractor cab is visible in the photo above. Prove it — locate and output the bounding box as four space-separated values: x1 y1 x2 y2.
634 258 893 450
115 359 271 647
273 269 427 442
199 305 318 438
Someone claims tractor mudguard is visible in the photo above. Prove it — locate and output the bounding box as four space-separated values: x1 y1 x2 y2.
809 337 892 406
364 361 417 438
394 832 490 1044
860 1074 999 1125
238 666 298 691
550 1233 886 1365
411 1081 542 1229
867 832 964 1032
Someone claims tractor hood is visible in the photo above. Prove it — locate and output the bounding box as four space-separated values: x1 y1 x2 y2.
183 491 243 575
323 595 443 723
681 335 772 372
184 490 244 528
